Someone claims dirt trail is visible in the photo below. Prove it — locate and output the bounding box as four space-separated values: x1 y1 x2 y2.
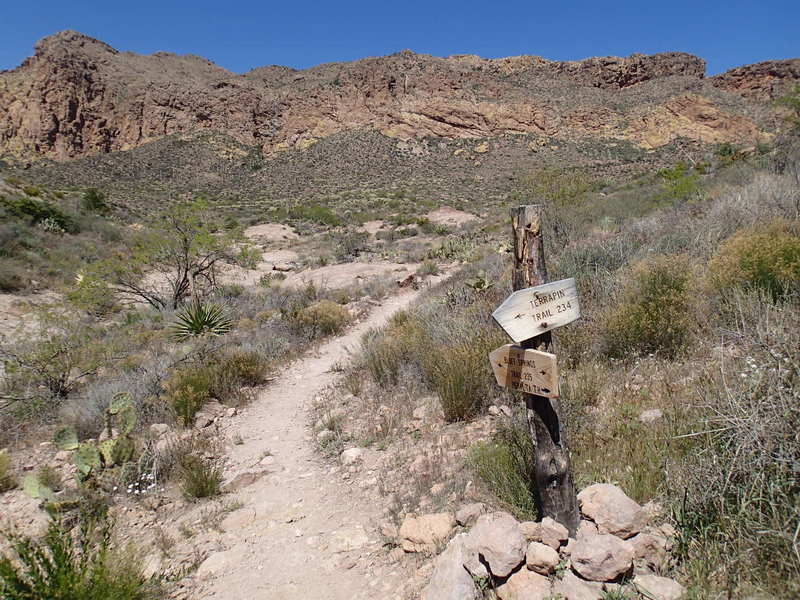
195 290 421 600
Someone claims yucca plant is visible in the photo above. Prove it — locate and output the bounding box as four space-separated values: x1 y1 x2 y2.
170 300 232 341
0 517 160 599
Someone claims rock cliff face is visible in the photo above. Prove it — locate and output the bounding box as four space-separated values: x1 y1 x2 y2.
0 31 797 161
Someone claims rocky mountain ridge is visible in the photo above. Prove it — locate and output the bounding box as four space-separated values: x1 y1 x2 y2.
1 30 798 162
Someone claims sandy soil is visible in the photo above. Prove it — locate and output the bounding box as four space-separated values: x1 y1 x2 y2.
193 290 422 600
426 206 478 227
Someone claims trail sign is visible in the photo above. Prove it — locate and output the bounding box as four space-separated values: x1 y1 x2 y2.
489 344 559 398
492 278 580 343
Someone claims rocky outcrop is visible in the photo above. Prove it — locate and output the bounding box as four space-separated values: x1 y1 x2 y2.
1 31 792 161
711 59 800 100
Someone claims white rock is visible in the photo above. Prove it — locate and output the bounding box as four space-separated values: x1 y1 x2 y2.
463 512 526 578
571 533 634 582
631 532 670 570
317 429 336 443
552 570 604 600
540 516 569 549
634 574 686 600
399 513 455 553
421 534 480 600
340 447 364 465
455 502 488 527
577 483 647 539
496 568 552 600
525 541 559 575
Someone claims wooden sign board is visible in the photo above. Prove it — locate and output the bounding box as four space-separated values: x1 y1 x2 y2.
492 278 580 343
489 344 559 397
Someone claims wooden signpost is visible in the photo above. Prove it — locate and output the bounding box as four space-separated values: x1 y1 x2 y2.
489 345 559 398
492 278 580 343
488 205 580 535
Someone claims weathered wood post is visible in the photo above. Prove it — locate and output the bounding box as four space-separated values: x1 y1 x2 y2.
509 205 579 535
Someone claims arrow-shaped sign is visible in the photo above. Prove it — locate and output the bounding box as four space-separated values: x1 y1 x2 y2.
492 277 580 343
488 344 559 397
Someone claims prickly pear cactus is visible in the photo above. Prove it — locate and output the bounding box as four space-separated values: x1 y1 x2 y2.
108 392 133 415
22 474 55 502
74 443 102 479
117 405 137 435
53 427 79 451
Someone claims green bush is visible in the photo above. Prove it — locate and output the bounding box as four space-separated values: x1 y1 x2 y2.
470 417 537 520
292 299 350 338
361 312 423 387
81 188 109 215
603 255 695 358
709 219 800 300
162 369 213 427
178 455 223 499
0 196 77 233
0 516 161 600
0 451 17 493
657 162 703 201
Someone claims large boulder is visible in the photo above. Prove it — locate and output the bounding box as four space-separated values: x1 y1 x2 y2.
540 516 569 549
400 512 455 553
463 512 526 578
422 534 480 600
633 574 686 600
525 541 559 575
577 483 647 539
496 568 552 600
630 532 670 570
571 533 634 582
552 570 604 600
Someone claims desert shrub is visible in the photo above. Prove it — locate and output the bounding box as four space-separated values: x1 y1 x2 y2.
288 203 341 226
214 350 268 387
470 415 536 520
709 219 800 300
657 162 703 201
292 299 350 338
21 185 41 197
672 296 800 596
0 196 77 233
417 261 439 276
0 258 29 292
81 188 109 214
0 516 161 600
161 368 213 427
361 311 424 387
178 455 223 499
603 255 695 358
0 451 17 493
333 229 370 261
425 341 493 421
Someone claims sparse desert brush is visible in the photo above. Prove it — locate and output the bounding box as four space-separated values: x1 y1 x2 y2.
292 299 350 338
178 454 224 500
0 516 161 600
361 312 425 387
470 415 536 520
602 255 696 358
0 451 17 493
673 297 800 596
709 218 800 300
162 368 213 427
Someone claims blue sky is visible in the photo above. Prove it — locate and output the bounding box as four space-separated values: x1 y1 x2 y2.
1 0 797 75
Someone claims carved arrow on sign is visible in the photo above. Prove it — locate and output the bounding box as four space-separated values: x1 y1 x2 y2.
488 344 559 398
492 277 580 343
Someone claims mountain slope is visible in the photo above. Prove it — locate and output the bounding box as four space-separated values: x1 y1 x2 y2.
1 31 797 162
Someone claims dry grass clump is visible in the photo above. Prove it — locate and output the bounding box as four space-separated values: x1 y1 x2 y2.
359 256 509 421
602 255 696 359
292 299 351 337
709 218 800 299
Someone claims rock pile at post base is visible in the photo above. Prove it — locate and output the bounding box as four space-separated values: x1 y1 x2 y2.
408 483 685 600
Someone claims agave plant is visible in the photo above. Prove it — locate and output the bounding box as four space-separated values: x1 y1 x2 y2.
170 301 232 341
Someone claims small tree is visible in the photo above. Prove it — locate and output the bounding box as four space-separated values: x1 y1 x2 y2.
81 188 110 214
74 200 255 310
